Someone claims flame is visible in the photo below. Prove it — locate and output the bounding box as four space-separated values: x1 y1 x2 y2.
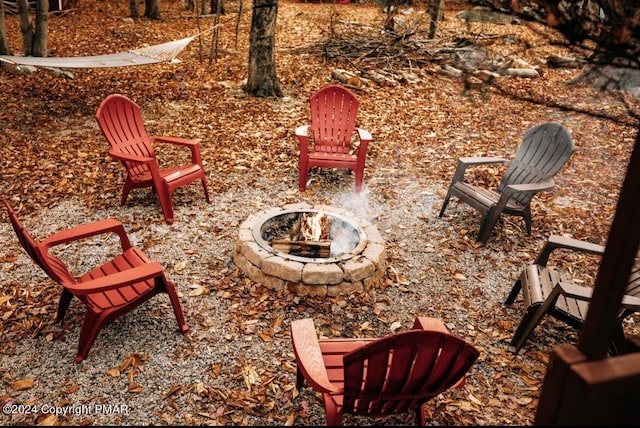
301 211 329 241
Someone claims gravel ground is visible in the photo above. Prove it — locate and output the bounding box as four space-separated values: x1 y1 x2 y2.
0 160 623 426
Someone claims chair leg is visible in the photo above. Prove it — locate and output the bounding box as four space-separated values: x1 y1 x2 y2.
157 186 175 224
120 179 134 206
295 365 305 390
610 323 629 356
523 210 532 235
415 404 427 426
201 178 211 204
438 192 452 218
75 310 107 363
477 207 501 244
323 394 341 426
354 169 363 193
505 278 523 305
299 167 309 191
56 289 74 323
159 278 189 334
509 286 562 353
509 305 544 353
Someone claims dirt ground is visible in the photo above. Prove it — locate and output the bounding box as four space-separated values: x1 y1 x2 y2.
1 0 639 425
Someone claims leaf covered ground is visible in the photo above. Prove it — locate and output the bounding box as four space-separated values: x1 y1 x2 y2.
1 0 640 426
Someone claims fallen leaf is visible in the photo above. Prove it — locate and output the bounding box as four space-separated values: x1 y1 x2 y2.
10 378 34 391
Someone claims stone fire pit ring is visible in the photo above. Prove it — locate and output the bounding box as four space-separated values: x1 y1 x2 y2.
233 202 387 296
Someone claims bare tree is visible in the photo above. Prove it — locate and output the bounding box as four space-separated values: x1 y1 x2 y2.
428 0 444 39
0 0 11 55
33 0 48 56
144 0 161 19
210 0 225 14
244 0 282 97
16 0 48 56
129 0 160 19
130 0 139 18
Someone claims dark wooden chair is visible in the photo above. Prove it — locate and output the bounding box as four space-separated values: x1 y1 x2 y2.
290 316 479 425
438 122 575 244
3 198 189 363
296 84 373 193
96 94 211 224
505 234 640 355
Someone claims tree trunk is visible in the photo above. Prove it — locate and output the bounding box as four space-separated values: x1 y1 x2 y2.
130 0 139 18
145 0 161 19
17 0 34 56
244 0 282 98
33 0 48 57
428 0 444 39
210 0 225 14
0 0 11 55
209 0 224 64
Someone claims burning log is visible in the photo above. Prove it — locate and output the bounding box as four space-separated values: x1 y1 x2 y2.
271 239 331 258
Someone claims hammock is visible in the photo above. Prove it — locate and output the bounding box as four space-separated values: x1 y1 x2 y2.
0 36 195 68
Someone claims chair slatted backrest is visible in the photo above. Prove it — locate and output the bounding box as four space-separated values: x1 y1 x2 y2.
498 122 575 206
309 85 359 154
341 330 479 418
96 94 155 177
3 199 75 286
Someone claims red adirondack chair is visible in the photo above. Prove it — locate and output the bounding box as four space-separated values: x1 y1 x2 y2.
290 316 480 425
296 84 373 193
96 94 211 224
3 198 189 363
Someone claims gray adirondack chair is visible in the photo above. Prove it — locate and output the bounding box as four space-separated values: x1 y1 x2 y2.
438 122 575 244
505 235 640 355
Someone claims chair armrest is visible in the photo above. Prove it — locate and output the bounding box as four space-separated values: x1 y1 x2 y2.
412 317 449 333
356 128 372 142
621 294 640 310
151 136 203 163
296 125 311 156
41 219 132 252
290 319 341 394
458 156 509 166
492 180 556 216
64 262 165 295
151 136 200 147
295 125 310 137
506 180 555 194
108 149 154 164
557 281 594 301
560 281 640 311
354 128 372 162
450 157 509 184
535 235 605 266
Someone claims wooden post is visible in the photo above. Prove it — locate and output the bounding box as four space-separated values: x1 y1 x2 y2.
535 127 640 425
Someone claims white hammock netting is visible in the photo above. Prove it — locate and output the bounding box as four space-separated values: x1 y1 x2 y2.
0 36 195 68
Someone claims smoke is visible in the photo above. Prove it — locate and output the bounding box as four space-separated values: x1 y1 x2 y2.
329 188 381 257
329 220 359 257
336 187 382 222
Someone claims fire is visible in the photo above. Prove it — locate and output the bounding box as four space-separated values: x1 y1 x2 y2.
300 211 330 241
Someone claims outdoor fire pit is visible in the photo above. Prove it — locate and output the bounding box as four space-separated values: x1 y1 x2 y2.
233 202 386 296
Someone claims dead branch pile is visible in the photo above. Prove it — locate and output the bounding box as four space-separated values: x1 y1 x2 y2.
291 14 550 89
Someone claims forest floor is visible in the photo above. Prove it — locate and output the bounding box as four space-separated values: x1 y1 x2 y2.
1 0 640 426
